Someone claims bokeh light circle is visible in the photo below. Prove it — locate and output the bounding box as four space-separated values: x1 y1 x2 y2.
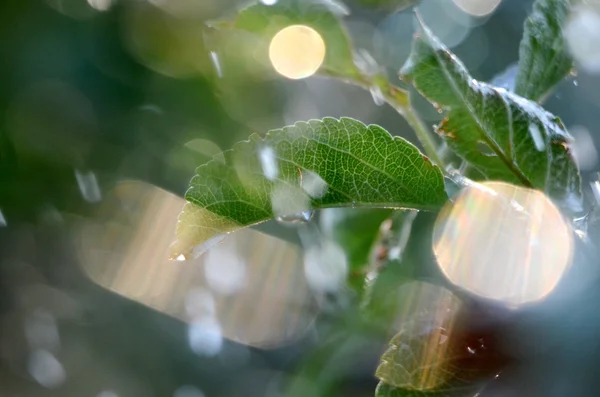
452 0 502 17
433 181 573 307
269 25 326 79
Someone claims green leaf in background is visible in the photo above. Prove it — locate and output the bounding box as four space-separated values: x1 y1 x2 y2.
514 0 574 102
320 208 393 273
356 0 422 13
170 117 447 259
400 16 582 211
211 0 360 79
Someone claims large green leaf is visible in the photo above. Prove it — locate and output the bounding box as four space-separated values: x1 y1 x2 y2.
211 0 360 79
514 0 574 102
170 117 447 259
400 17 582 211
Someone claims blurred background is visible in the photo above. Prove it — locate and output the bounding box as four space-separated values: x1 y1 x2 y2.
2 0 600 396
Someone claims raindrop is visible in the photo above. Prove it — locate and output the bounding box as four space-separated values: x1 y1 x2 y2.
174 385 205 397
87 0 112 11
209 51 223 78
276 210 314 225
97 391 118 397
74 169 102 203
205 246 246 295
185 288 216 320
301 170 328 198
259 146 279 181
528 123 545 151
590 179 600 204
370 85 386 106
271 184 311 223
353 49 381 77
28 349 66 389
571 125 598 171
260 0 278 4
318 0 350 16
303 239 348 292
0 208 6 227
573 80 579 86
25 309 60 351
188 318 223 357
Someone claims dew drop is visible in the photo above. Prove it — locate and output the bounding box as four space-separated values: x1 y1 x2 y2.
28 349 66 389
275 210 314 225
259 146 279 181
528 123 545 151
74 169 102 203
369 85 386 106
209 51 223 78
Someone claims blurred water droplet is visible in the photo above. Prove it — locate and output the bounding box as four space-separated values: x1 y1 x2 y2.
319 0 350 16
276 210 314 225
573 80 579 86
301 170 328 198
25 309 60 351
97 390 118 397
570 125 598 171
28 349 66 389
303 239 348 292
591 180 600 204
87 0 112 11
185 288 216 320
528 123 545 151
353 49 380 77
209 51 223 78
205 245 246 295
370 85 386 106
260 0 278 5
566 6 600 73
176 254 186 261
0 209 6 227
271 184 311 223
259 146 279 181
269 25 326 80
188 318 223 357
74 169 102 203
174 385 205 397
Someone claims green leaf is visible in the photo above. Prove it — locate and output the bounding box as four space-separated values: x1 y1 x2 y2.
320 208 393 273
400 17 582 211
212 0 359 79
514 0 574 102
170 117 447 259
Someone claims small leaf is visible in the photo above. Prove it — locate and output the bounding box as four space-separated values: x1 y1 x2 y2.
320 208 393 275
400 17 582 210
212 0 359 79
514 0 574 102
171 117 447 259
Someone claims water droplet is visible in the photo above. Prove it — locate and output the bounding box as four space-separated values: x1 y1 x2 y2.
259 146 279 181
205 245 246 295
188 318 223 357
97 390 118 397
174 385 205 397
467 346 476 354
74 169 102 203
176 254 186 262
185 288 216 320
271 183 311 223
28 349 66 389
0 208 6 227
318 0 350 16
528 123 546 151
591 180 600 204
573 79 579 86
353 49 381 77
303 239 348 292
209 51 223 78
301 170 328 198
369 85 386 106
275 210 314 225
87 0 112 11
25 309 60 351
